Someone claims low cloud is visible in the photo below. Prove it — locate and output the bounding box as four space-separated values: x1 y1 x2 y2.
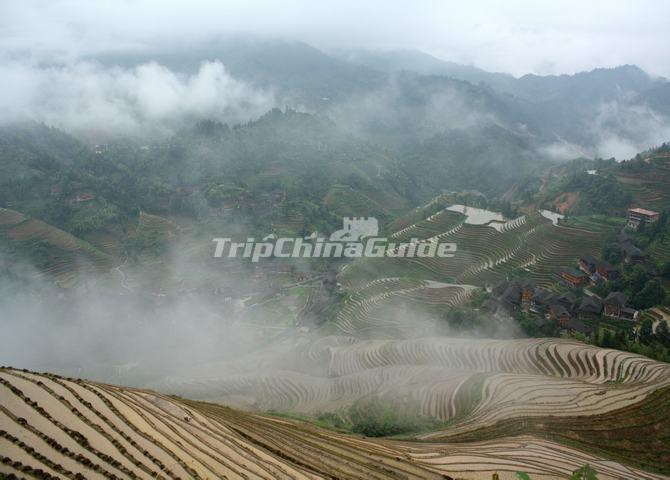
540 139 589 162
541 101 670 161
591 101 670 160
328 73 504 149
0 60 276 139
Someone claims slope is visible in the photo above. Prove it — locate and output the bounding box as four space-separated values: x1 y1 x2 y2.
1 367 667 480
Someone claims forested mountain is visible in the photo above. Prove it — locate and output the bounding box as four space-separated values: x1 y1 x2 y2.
88 38 670 159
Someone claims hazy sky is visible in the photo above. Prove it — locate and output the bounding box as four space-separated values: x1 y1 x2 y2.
2 0 669 77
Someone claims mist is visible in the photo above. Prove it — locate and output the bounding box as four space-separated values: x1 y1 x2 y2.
0 60 276 139
3 1 670 77
0 249 262 384
1 0 670 422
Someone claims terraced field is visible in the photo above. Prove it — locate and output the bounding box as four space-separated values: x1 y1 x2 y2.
332 278 478 336
333 205 601 335
2 367 667 480
323 185 390 219
344 210 600 288
0 207 114 287
154 335 670 477
134 212 179 242
615 173 670 212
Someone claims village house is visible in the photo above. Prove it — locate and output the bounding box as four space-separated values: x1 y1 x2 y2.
602 292 638 321
277 264 294 275
293 271 309 282
577 255 618 283
531 288 558 312
492 280 511 297
603 292 627 318
498 283 522 314
556 267 588 288
556 291 577 312
549 304 571 328
578 296 602 319
595 261 617 281
534 315 554 331
486 281 522 316
627 207 660 230
622 242 646 263
578 255 598 275
175 186 194 196
480 298 502 316
72 191 95 203
520 279 535 311
565 317 593 336
620 306 639 321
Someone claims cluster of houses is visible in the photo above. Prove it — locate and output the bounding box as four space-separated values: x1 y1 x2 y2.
253 263 309 283
483 278 638 336
221 190 285 214
575 256 617 284
551 254 618 290
49 185 96 203
479 206 662 336
556 231 656 292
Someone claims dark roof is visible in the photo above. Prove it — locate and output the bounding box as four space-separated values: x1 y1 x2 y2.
497 298 517 315
500 285 521 304
556 267 588 278
534 288 558 305
566 318 593 334
492 281 510 296
556 292 577 310
596 261 616 272
622 243 644 257
604 291 628 306
480 299 499 313
617 231 634 244
579 255 597 265
534 316 553 328
558 291 577 304
645 263 660 276
579 296 602 313
550 304 570 317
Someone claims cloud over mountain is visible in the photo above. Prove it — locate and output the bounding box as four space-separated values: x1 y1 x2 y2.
0 60 275 138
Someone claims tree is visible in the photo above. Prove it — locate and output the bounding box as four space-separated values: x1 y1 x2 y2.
638 318 654 345
655 320 670 348
570 464 598 480
633 279 665 309
600 328 614 348
614 329 628 350
602 243 623 264
627 265 648 293
661 261 670 280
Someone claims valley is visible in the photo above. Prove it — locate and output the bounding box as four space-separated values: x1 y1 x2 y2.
1 15 670 478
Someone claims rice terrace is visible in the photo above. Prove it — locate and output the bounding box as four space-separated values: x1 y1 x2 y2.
2 1 670 479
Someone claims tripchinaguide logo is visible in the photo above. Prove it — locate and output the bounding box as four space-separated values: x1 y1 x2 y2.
213 217 457 262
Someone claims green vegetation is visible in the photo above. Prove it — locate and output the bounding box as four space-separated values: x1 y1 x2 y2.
347 396 444 437
561 214 625 234
543 171 631 215
267 396 446 438
593 263 666 309
514 465 599 480
592 316 670 362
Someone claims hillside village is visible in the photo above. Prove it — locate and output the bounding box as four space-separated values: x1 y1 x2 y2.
3 9 670 477
482 204 669 355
